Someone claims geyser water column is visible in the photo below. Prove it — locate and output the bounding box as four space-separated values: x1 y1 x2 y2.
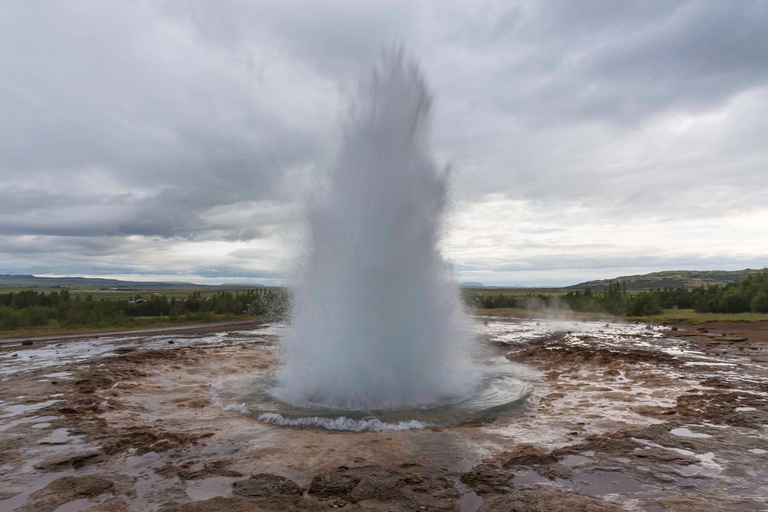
275 53 479 411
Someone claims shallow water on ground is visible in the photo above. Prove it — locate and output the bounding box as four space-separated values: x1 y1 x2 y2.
1 317 767 511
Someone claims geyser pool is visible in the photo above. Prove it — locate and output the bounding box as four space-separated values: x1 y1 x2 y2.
213 356 530 431
221 52 530 428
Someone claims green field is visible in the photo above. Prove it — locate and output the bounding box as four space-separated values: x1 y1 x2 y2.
471 307 768 324
627 309 768 324
0 314 250 339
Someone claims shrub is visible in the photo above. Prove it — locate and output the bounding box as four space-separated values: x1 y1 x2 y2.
626 292 663 316
751 291 768 313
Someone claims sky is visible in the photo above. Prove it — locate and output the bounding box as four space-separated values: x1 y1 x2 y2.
1 0 767 287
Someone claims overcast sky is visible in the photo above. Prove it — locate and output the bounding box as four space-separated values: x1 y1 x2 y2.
1 0 767 286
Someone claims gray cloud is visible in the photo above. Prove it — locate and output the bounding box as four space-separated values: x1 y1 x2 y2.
1 1 767 284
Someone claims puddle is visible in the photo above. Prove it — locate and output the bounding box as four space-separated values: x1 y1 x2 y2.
184 476 238 501
0 400 61 418
512 469 548 485
571 470 649 495
39 428 81 445
670 427 712 439
458 490 484 512
52 497 107 512
44 371 74 379
561 454 593 467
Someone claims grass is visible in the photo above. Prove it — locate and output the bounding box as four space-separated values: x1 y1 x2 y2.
628 309 768 324
0 314 252 339
471 307 768 324
470 307 621 322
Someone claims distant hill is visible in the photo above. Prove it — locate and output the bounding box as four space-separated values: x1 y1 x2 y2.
459 282 485 288
567 269 763 292
0 274 265 290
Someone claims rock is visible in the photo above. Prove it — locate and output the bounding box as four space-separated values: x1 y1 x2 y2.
459 464 512 494
21 475 115 512
157 460 243 481
308 465 363 498
633 447 696 464
232 474 303 498
22 340 34 346
480 490 622 511
496 444 559 468
348 473 406 503
660 497 735 512
309 465 458 510
161 496 265 512
84 499 131 512
34 450 103 470
230 473 319 510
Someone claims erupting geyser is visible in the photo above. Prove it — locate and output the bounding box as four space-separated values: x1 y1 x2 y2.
274 52 479 410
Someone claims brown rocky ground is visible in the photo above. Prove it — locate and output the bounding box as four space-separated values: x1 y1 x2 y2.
0 319 766 511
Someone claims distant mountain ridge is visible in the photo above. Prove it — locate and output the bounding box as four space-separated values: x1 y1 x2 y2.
567 269 762 291
0 274 264 289
2 270 762 292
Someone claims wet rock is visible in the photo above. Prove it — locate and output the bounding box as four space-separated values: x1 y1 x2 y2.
22 340 34 346
232 473 303 498
496 444 559 468
660 497 735 511
230 473 321 510
161 496 266 512
633 447 696 464
33 449 104 470
101 426 213 456
348 471 407 503
21 475 115 512
309 465 458 510
84 498 131 512
480 490 622 511
460 464 512 494
157 460 243 481
76 375 115 394
538 462 573 480
309 465 365 498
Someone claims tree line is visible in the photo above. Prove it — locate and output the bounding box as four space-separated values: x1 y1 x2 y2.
466 269 768 317
0 288 289 331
